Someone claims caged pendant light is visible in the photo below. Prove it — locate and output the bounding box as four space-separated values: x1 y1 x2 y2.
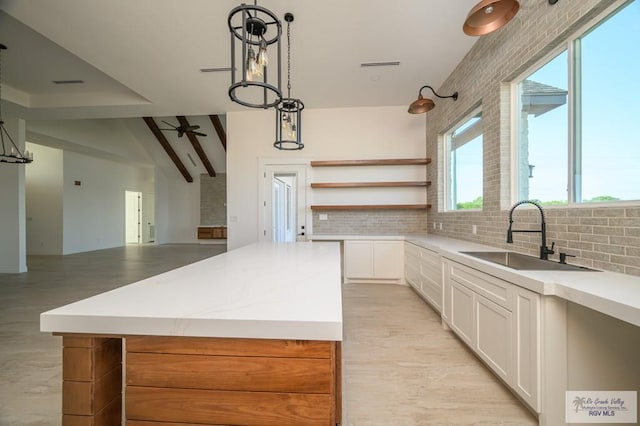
228 1 282 109
0 43 33 164
274 13 304 150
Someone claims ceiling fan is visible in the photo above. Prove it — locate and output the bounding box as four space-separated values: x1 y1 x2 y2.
159 120 207 138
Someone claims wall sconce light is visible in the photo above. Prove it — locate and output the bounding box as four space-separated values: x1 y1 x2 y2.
408 85 458 114
227 1 282 108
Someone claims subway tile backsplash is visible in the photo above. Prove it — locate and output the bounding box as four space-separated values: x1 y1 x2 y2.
312 210 427 235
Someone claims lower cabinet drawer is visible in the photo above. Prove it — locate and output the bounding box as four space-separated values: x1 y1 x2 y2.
449 260 513 310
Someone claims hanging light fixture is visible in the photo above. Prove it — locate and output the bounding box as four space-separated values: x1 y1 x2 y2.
274 13 304 150
408 85 458 114
463 0 520 36
228 1 282 109
0 44 32 164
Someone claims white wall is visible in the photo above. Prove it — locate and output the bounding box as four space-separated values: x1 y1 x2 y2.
227 105 426 249
0 118 27 273
154 169 200 244
62 150 153 254
25 143 64 255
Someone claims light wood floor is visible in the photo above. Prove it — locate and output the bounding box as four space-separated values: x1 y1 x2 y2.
342 284 537 425
0 244 537 425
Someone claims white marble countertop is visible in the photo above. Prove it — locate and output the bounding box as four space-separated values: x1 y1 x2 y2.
40 242 343 341
310 233 640 327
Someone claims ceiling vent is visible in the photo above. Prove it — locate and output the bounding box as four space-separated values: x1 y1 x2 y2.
360 61 400 67
200 67 233 73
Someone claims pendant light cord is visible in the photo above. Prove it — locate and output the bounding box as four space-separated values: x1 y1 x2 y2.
286 19 291 99
0 45 4 120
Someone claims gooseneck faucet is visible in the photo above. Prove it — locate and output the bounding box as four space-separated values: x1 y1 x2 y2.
507 200 555 260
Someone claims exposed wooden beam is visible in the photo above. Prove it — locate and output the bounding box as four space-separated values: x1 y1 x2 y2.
209 115 227 151
176 116 216 177
142 117 193 183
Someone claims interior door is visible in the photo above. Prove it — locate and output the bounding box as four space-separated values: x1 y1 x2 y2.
261 164 307 242
125 191 141 244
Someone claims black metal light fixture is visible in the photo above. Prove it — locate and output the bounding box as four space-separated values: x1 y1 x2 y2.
0 44 32 164
228 1 282 109
408 85 458 114
274 13 304 150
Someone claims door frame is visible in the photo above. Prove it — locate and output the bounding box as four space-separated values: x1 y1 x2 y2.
258 158 310 242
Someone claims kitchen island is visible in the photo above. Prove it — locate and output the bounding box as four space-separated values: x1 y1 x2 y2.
41 241 343 426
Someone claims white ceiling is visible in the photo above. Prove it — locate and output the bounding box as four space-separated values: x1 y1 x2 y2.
0 0 479 120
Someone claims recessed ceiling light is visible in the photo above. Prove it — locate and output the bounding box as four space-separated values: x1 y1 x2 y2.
200 67 233 72
52 80 84 84
360 61 400 67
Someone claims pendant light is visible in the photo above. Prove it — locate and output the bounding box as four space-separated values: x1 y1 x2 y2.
408 85 458 114
228 1 282 109
274 13 304 150
0 43 33 164
463 0 520 36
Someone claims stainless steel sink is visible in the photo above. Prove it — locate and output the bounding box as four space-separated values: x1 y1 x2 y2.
460 251 598 271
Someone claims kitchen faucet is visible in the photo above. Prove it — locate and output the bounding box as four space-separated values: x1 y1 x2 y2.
506 200 555 260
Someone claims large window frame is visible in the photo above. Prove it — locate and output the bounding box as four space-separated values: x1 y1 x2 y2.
511 0 637 206
443 106 483 211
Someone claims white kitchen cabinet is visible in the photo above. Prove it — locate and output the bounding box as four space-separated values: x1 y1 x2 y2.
449 279 475 346
343 240 374 278
404 242 443 312
475 294 512 382
343 240 404 284
404 244 420 291
512 285 540 411
443 258 541 413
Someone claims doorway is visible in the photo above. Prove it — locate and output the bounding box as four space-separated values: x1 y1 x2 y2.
125 191 141 244
260 163 307 242
125 191 155 244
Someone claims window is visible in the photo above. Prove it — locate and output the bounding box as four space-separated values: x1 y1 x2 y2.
514 0 639 204
445 109 483 210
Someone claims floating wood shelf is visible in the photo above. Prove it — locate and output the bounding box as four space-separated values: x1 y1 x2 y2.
311 204 431 211
310 158 431 167
311 181 430 188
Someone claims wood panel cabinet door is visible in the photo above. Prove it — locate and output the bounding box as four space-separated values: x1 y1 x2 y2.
449 280 475 347
475 294 512 383
343 241 374 279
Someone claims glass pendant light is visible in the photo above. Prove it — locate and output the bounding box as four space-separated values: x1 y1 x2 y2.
228 1 282 108
257 38 269 68
274 13 304 150
246 46 262 81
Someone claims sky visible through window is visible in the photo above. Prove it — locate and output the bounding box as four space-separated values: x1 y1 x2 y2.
526 0 639 203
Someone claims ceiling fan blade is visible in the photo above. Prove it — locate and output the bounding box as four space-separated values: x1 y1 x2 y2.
185 125 201 131
161 120 178 129
193 131 207 137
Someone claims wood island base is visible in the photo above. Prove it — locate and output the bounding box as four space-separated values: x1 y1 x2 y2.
60 335 342 426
